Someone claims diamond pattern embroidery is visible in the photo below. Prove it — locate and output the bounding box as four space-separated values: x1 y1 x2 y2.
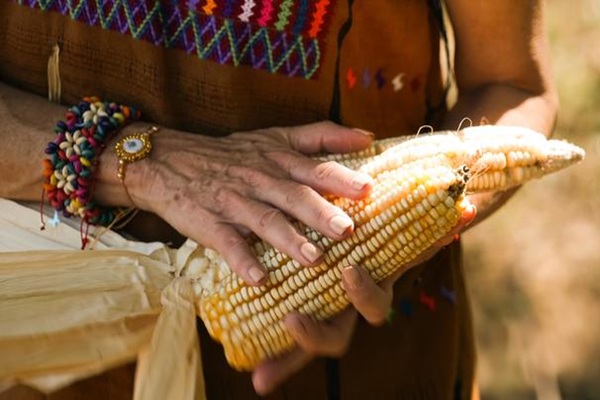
15 0 336 79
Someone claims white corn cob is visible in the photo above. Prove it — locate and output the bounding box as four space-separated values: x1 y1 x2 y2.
192 125 584 370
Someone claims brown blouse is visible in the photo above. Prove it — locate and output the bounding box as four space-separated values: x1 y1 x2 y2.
0 0 476 398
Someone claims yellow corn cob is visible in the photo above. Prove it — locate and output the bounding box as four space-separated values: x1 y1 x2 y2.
196 125 585 371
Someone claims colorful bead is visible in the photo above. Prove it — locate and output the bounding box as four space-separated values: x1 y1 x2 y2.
42 97 140 232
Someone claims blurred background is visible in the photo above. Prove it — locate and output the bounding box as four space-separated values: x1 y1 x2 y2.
462 0 600 399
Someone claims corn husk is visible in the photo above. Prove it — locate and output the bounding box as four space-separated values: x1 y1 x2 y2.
133 278 204 400
0 199 206 399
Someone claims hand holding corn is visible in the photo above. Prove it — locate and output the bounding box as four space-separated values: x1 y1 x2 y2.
0 124 584 399
251 208 475 395
190 125 585 372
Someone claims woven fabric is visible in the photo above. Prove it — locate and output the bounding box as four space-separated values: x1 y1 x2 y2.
13 0 336 79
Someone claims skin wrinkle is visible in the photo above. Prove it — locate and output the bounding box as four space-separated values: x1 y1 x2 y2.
313 160 338 183
258 208 286 230
284 184 314 210
230 165 274 191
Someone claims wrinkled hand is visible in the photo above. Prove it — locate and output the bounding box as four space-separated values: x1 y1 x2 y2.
123 122 374 285
251 204 476 395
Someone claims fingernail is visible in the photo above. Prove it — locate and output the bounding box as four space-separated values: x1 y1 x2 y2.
249 266 266 284
352 173 372 191
301 242 322 264
343 266 362 290
329 214 353 236
352 128 375 138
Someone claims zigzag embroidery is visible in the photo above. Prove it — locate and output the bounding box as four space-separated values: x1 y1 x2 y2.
15 0 335 80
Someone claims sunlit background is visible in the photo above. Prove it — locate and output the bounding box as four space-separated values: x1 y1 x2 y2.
463 1 600 399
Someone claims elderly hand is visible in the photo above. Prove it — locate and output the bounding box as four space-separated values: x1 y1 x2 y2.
100 122 374 285
251 204 476 395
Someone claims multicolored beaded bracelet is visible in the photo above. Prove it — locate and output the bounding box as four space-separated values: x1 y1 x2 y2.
41 97 140 245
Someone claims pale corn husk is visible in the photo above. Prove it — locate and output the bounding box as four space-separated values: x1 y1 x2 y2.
133 278 204 400
0 199 206 399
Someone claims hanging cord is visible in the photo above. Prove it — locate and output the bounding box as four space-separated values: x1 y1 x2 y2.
428 0 453 93
48 43 61 104
425 0 456 123
41 43 62 230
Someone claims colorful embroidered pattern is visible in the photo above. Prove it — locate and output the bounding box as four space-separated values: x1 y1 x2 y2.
15 0 336 79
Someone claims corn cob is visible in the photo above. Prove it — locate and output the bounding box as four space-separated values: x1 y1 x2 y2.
323 126 585 193
194 125 584 371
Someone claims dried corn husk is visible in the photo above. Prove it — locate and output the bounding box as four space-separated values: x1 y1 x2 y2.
0 199 206 399
133 278 204 400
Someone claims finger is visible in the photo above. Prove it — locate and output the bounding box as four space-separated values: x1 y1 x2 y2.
223 191 325 266
205 223 269 286
285 121 374 154
297 158 374 199
283 310 357 357
268 122 375 199
342 265 392 326
459 201 477 226
254 178 356 241
251 348 312 396
160 198 269 286
267 151 373 200
224 159 359 240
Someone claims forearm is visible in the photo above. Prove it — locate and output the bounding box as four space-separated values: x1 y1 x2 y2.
442 84 558 226
0 82 65 200
0 81 152 207
442 0 559 228
443 83 558 136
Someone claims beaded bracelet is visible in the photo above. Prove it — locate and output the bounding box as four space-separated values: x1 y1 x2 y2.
42 97 139 241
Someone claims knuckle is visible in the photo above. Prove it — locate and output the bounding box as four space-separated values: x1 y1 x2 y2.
313 161 339 181
300 341 320 356
366 310 388 327
206 224 242 251
233 166 270 189
213 187 238 214
284 184 313 208
163 187 197 220
354 292 392 326
258 208 284 229
231 260 259 279
221 232 248 249
318 120 337 129
328 338 351 357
